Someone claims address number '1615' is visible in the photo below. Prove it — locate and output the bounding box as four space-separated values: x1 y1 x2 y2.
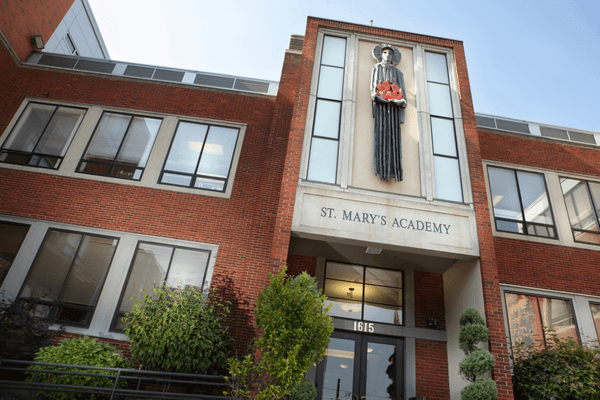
353 321 374 333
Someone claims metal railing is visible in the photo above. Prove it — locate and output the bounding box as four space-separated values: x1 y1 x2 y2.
0 359 230 400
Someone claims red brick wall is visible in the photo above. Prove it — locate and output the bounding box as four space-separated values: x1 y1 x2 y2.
478 129 600 297
0 0 73 61
415 339 450 400
0 36 292 345
413 271 446 330
286 253 317 277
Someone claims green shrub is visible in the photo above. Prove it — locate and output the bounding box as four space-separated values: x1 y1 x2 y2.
26 336 132 400
461 378 498 400
0 297 64 360
459 349 495 382
512 329 600 400
228 268 334 400
289 377 317 400
123 285 232 374
458 308 497 400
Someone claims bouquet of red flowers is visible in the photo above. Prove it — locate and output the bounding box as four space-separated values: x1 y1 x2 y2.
376 80 403 100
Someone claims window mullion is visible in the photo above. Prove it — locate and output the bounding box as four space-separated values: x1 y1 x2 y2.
54 233 86 308
30 105 59 163
163 246 177 285
110 116 135 176
191 126 210 188
584 181 600 232
513 170 528 234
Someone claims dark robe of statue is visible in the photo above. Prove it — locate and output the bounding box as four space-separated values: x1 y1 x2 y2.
371 45 407 181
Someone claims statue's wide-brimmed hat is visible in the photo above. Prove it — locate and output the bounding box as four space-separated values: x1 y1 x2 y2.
372 44 401 65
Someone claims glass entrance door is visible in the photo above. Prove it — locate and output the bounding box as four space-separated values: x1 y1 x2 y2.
316 331 404 400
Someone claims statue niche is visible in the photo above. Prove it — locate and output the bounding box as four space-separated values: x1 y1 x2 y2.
371 44 407 181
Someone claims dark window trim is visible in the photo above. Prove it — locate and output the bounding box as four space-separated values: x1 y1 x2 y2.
0 221 31 287
488 165 558 239
323 260 404 326
110 240 212 332
0 102 87 170
158 120 240 193
17 228 119 328
306 35 347 185
504 290 581 348
76 110 162 181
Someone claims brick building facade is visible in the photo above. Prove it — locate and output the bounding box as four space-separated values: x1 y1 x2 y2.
2 3 600 400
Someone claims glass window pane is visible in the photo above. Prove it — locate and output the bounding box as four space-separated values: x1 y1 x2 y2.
324 279 363 301
496 220 523 234
313 100 341 139
591 303 600 339
20 231 83 302
115 116 161 168
321 36 346 68
364 303 402 325
588 182 600 221
365 268 402 288
164 122 208 173
160 172 192 187
505 293 545 348
321 338 356 400
59 235 118 307
364 285 401 307
425 52 449 84
538 297 579 343
325 298 362 320
488 167 522 221
194 177 225 191
516 171 553 225
427 82 453 118
4 103 55 152
365 342 397 400
0 222 30 287
561 178 598 232
166 248 210 290
326 262 363 283
317 66 344 101
526 224 555 238
35 107 85 156
573 230 600 244
84 113 131 162
118 243 173 314
307 137 338 183
434 156 462 202
196 126 239 179
431 117 457 157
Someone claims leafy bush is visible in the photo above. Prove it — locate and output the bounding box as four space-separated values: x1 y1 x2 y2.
461 378 498 400
228 267 334 400
123 285 232 374
0 296 64 360
289 377 317 400
458 308 497 400
512 329 600 400
26 336 132 400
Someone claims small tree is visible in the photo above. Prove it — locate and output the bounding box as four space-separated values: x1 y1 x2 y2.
458 308 497 400
0 296 64 360
512 329 600 399
227 267 333 400
123 285 232 374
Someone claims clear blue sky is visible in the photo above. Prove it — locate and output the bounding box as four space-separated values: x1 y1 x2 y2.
88 0 600 133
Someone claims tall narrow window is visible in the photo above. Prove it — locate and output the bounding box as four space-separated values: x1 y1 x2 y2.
560 178 600 245
590 303 600 339
159 121 239 192
306 36 346 184
425 52 462 202
18 229 118 327
323 262 403 325
0 222 30 287
77 112 162 180
0 103 86 169
111 242 211 331
488 166 557 238
505 292 579 348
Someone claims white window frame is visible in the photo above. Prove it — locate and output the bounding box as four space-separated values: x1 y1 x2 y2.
500 284 600 349
0 215 219 340
0 98 247 199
